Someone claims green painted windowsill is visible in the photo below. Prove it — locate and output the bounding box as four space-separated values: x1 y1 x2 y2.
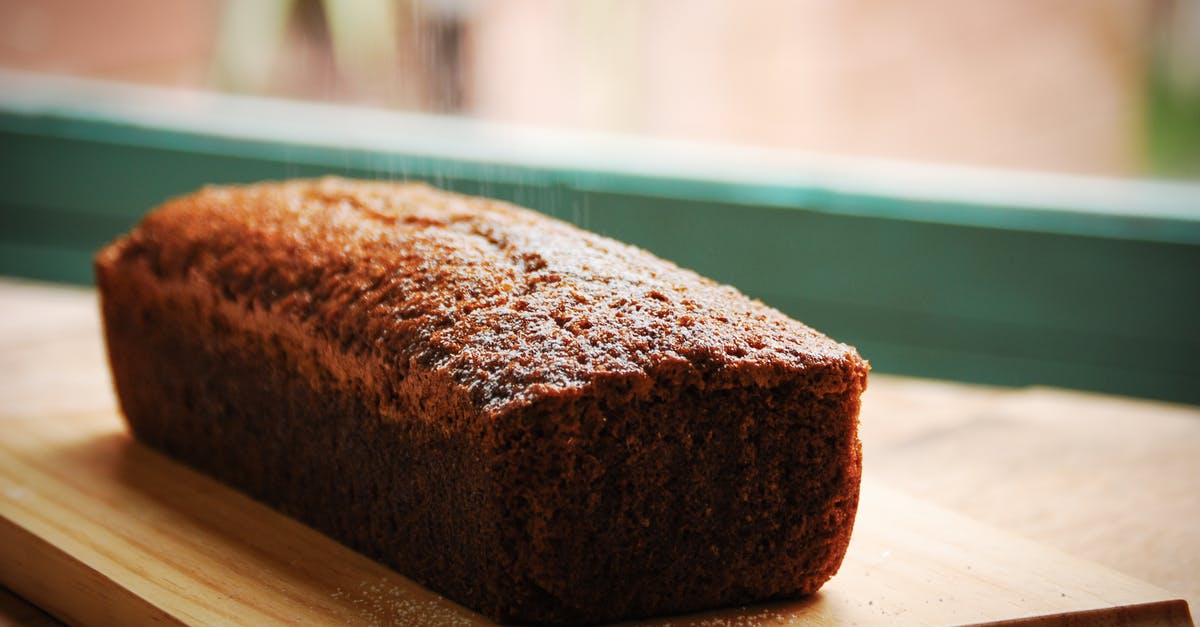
2 71 1198 404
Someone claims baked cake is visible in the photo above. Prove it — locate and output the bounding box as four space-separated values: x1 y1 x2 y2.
95 178 868 625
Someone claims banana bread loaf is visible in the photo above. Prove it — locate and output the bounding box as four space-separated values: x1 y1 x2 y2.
95 178 868 625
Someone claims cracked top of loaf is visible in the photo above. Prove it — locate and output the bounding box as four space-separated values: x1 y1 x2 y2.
113 177 865 414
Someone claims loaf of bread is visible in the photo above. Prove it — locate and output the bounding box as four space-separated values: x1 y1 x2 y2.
95 178 868 625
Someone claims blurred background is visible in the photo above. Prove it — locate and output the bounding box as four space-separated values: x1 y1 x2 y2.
1 0 1198 177
0 0 1198 403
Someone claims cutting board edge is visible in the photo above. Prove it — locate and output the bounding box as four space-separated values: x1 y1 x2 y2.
0 511 183 627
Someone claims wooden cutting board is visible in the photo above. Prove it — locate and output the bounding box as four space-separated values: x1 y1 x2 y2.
0 408 1191 626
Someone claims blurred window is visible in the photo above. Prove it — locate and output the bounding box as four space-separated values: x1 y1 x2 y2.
1 0 1197 178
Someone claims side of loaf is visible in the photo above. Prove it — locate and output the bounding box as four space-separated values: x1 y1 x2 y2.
95 178 868 625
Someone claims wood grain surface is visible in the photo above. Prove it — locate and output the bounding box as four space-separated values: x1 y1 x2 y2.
861 379 1200 616
0 278 1196 625
0 408 1190 626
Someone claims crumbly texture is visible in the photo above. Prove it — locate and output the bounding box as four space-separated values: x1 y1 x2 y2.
95 178 868 625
